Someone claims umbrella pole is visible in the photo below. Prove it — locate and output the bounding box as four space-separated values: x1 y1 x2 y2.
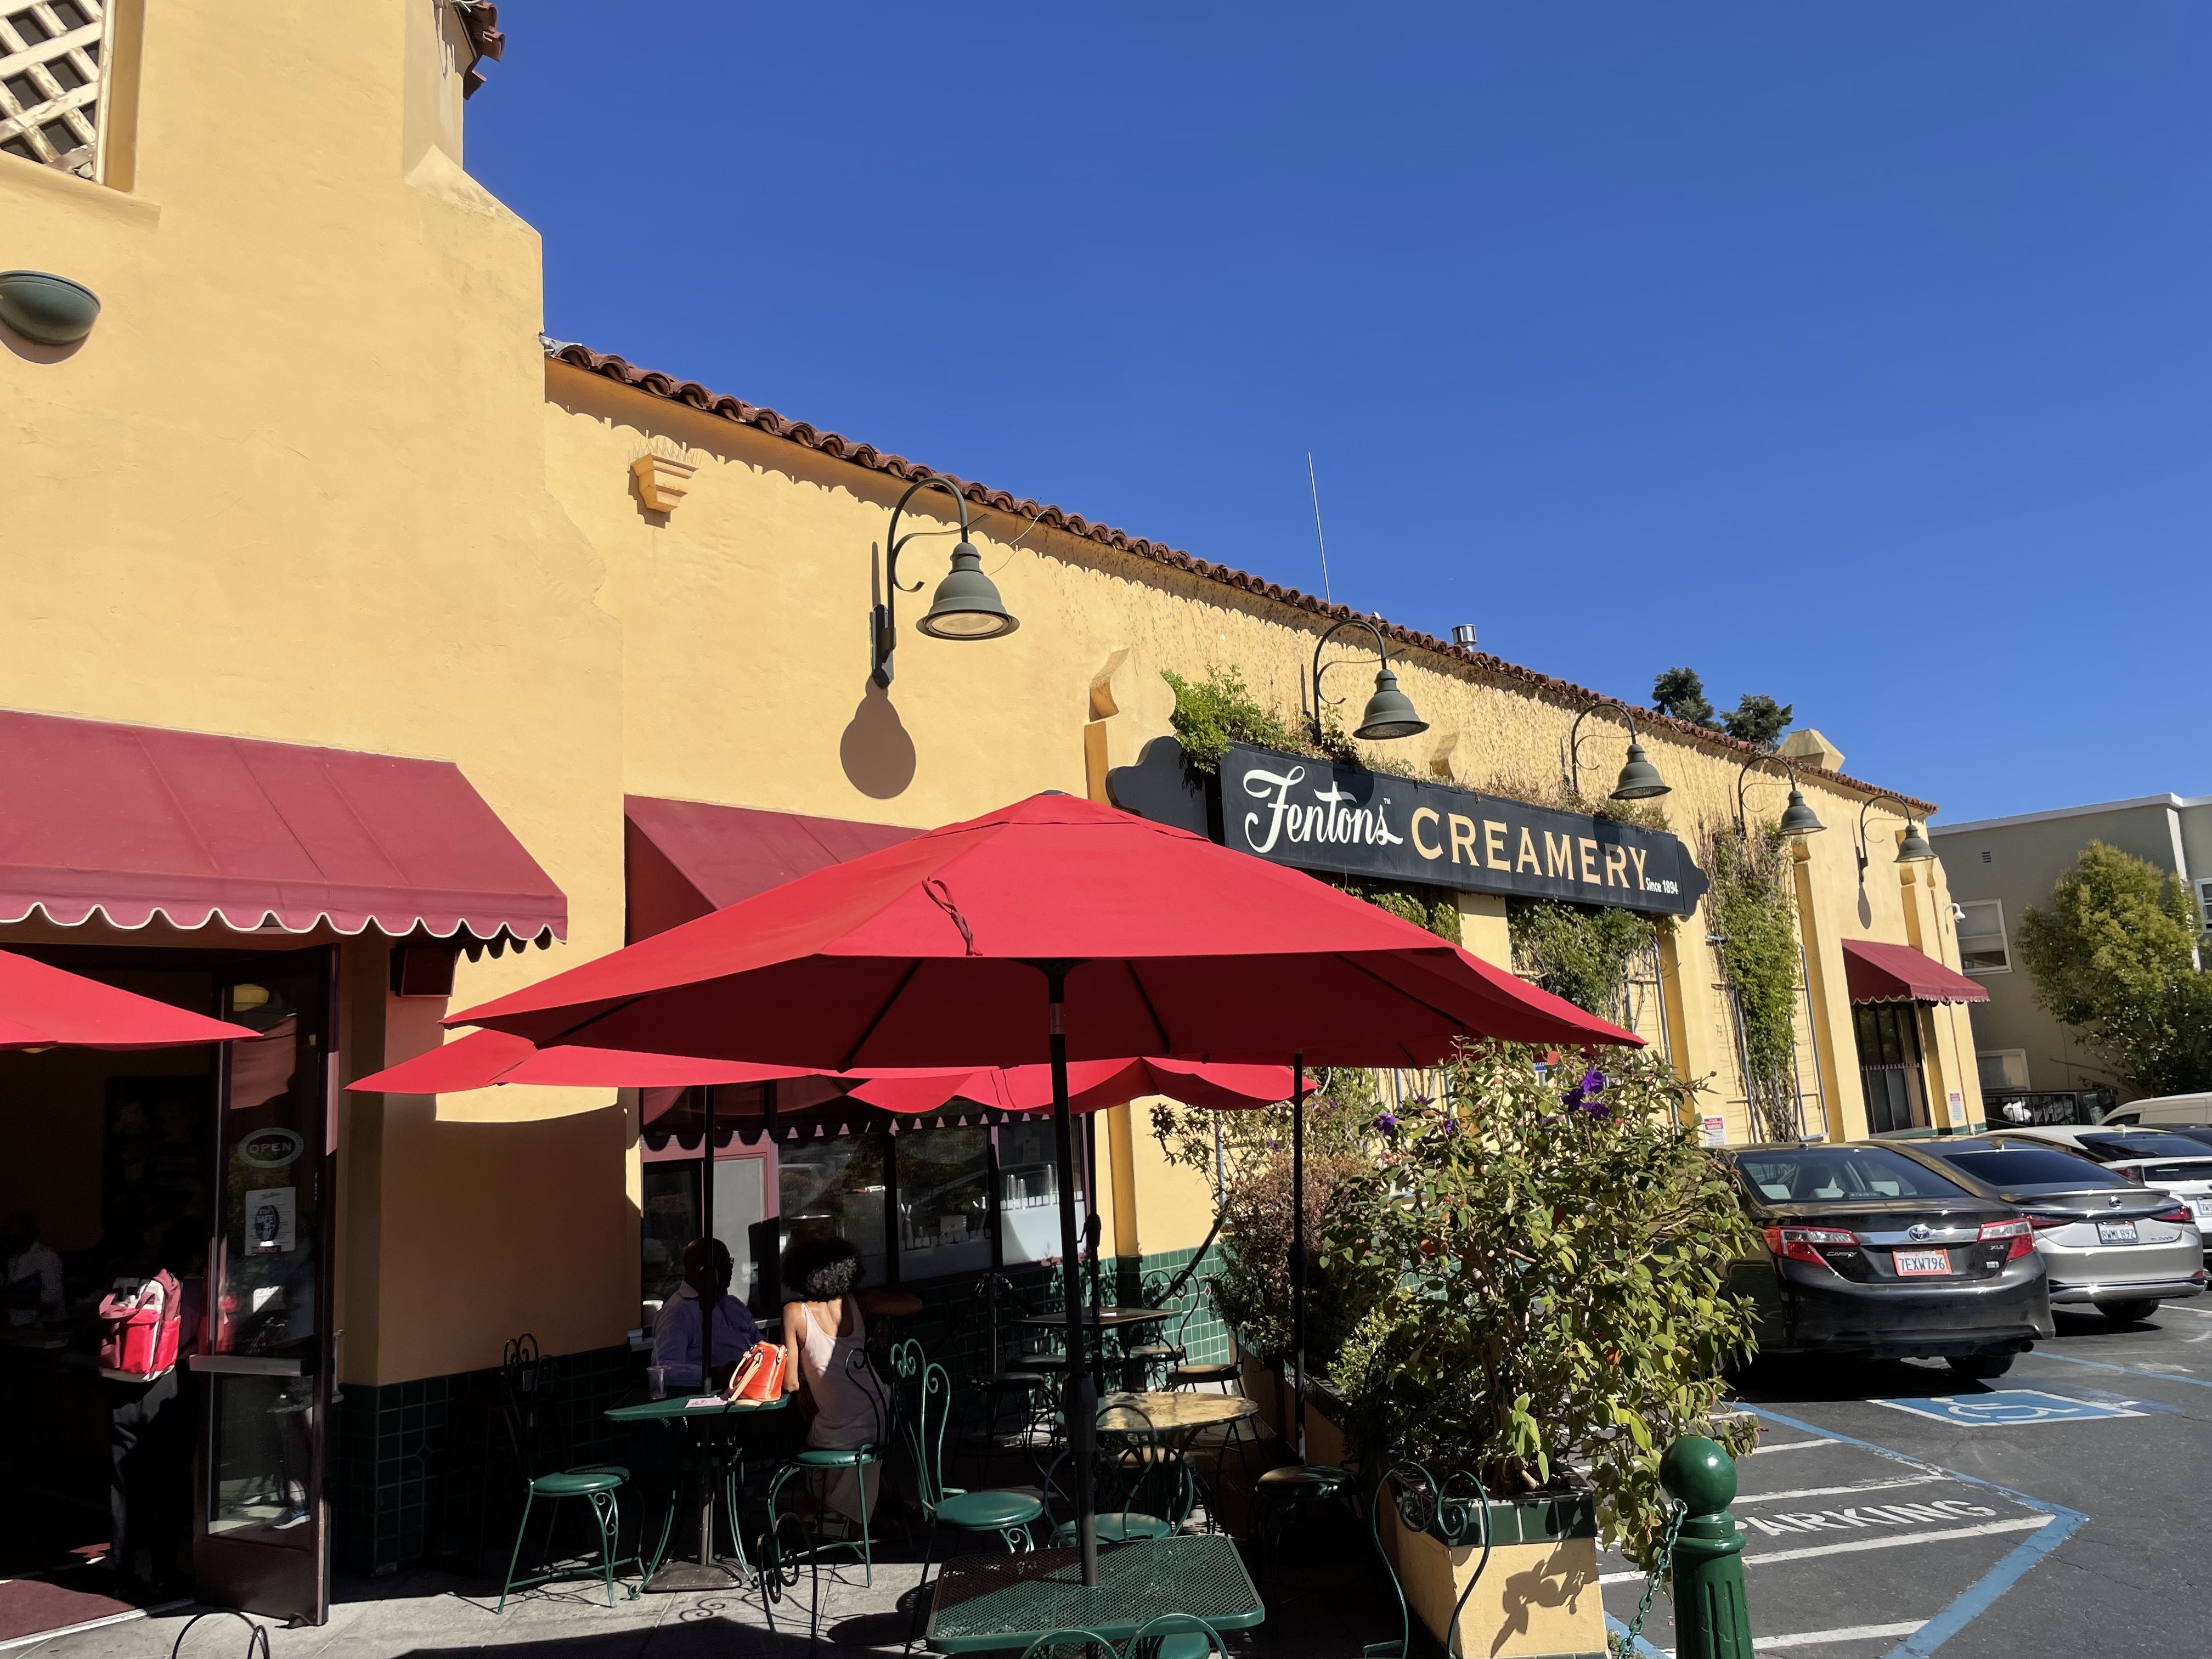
1291 1052 1305 1465
1045 969 1099 1587
701 1085 719 1389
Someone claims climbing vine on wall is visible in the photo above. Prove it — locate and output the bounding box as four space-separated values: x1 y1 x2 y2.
1507 898 1660 1019
1163 665 1449 938
1702 823 1805 1142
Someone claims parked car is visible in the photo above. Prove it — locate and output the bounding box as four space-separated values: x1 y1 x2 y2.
1722 1142 2052 1378
2099 1092 2212 1127
1984 1127 2212 1250
1901 1139 2207 1322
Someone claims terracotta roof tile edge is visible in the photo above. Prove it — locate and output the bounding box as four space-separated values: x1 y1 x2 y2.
544 341 1934 816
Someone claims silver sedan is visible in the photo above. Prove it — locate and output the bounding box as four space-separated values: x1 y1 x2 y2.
1901 1139 2208 1322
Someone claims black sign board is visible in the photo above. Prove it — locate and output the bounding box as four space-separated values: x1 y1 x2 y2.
1107 737 1707 917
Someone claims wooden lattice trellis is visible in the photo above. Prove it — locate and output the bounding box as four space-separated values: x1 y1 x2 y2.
0 0 105 178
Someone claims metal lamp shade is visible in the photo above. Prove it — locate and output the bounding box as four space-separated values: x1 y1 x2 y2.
0 270 99 345
1895 821 1936 862
915 543 1020 640
1353 666 1427 740
1611 742 1671 800
1778 788 1826 837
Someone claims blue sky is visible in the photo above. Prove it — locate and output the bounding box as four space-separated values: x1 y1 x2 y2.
470 5 2208 825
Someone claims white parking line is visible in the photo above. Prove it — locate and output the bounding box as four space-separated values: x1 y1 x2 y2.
1751 1437 1841 1454
1743 1515 2052 1566
1601 1515 2053 1584
1739 1474 1945 1504
1754 1622 1926 1649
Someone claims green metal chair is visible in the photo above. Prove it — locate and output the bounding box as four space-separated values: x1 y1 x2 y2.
1043 1399 1192 1547
1131 1613 1232 1659
967 1272 1052 1478
1017 1630 1125 1659
493 1338 641 1611
1119 1271 1188 1389
1364 1463 1492 1659
767 1342 891 1591
897 1337 1047 1656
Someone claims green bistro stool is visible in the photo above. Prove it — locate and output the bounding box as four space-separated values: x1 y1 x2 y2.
1254 1460 1353 1597
896 1339 1047 1657
767 1342 890 1593
494 1338 641 1611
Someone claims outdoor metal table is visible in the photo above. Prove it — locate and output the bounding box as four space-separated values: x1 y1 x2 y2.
1099 1391 1257 1447
923 1534 1265 1652
1018 1306 1174 1392
606 1389 791 1593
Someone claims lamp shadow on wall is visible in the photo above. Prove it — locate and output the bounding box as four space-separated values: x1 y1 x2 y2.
0 328 85 364
841 541 915 798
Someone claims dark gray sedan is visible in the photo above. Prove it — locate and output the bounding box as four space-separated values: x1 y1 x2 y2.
1902 1138 2208 1322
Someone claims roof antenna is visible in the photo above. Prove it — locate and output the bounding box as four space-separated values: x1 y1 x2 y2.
1306 452 1333 604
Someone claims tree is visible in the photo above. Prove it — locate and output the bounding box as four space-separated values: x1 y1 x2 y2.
2017 841 2212 1096
1720 693 1792 750
1651 667 1715 727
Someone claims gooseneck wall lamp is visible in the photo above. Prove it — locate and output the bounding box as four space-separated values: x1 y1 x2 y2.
1309 618 1428 743
1735 754 1826 840
870 476 1019 686
1854 793 1936 882
1567 701 1671 803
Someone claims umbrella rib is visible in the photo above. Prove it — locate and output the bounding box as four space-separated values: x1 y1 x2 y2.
1331 953 1463 1063
1122 961 1173 1053
837 958 925 1070
545 993 650 1049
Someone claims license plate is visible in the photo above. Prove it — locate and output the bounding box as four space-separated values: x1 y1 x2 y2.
1894 1249 1951 1276
2097 1221 2140 1244
2191 1199 2212 1223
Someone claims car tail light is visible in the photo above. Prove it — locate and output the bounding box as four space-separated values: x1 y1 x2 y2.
1977 1217 2038 1261
1764 1224 1857 1267
2150 1204 2192 1224
2024 1214 2074 1230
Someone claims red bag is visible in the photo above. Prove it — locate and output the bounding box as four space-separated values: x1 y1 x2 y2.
98 1271 184 1383
724 1341 786 1403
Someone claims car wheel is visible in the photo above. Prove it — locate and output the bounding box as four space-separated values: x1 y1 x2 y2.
2097 1299 2159 1323
1946 1352 2015 1380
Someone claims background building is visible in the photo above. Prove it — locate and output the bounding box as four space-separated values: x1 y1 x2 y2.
0 0 1987 1621
1932 793 2212 1112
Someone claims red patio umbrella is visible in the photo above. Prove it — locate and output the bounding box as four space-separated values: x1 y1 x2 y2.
450 792 1635 1581
0 948 255 1048
347 1027 813 1093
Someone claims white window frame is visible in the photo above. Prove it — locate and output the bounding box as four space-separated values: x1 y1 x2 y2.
2197 878 2212 932
1955 899 2010 975
1977 1048 2029 1094
0 0 109 178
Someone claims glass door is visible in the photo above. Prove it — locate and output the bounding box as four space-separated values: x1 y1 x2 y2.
191 954 335 1626
1853 1003 1928 1137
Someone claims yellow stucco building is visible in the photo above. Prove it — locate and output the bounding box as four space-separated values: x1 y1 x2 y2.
0 0 1986 1621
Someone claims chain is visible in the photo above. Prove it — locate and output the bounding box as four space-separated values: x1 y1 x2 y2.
1610 1502 1687 1658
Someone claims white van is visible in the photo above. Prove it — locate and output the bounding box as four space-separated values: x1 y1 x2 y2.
2100 1092 2212 1127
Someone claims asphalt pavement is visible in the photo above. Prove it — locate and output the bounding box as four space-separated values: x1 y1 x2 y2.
1601 1297 2212 1657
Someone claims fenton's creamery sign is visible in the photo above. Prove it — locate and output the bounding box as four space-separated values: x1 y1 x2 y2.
1109 738 1707 917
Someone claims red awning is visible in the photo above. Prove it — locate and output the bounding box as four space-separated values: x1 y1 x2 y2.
1841 939 1990 1006
0 710 565 944
623 795 917 940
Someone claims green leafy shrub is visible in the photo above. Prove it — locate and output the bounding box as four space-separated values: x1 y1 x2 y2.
1161 665 1304 773
1329 1043 1757 1569
1150 1072 1395 1370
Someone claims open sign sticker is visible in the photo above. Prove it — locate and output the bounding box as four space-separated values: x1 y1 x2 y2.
238 1128 304 1169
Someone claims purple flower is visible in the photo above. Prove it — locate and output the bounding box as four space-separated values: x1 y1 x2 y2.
1580 1068 1608 1096
1375 1111 1400 1134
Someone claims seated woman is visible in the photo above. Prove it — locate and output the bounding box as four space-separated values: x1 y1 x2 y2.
779 1235 919 1528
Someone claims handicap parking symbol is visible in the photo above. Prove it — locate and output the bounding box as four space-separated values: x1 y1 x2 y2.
1876 1389 2148 1426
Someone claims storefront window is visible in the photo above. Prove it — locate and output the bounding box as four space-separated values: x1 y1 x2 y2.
779 1134 888 1286
640 1163 694 1308
1853 1003 1928 1136
997 1119 1081 1266
896 1127 991 1280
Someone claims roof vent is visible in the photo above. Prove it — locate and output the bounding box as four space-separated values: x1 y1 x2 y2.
1451 624 1478 647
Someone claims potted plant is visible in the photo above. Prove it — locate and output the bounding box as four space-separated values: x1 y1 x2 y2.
1331 1044 1758 1659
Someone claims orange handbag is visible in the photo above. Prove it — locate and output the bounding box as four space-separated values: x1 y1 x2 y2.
725 1341 787 1403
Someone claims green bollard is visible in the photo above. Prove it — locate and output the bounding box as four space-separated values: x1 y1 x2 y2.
1658 1435 1756 1659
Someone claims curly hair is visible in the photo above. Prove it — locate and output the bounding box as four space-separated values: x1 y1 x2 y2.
780 1233 864 1302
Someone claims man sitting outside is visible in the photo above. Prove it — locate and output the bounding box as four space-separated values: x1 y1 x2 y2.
652 1238 759 1390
